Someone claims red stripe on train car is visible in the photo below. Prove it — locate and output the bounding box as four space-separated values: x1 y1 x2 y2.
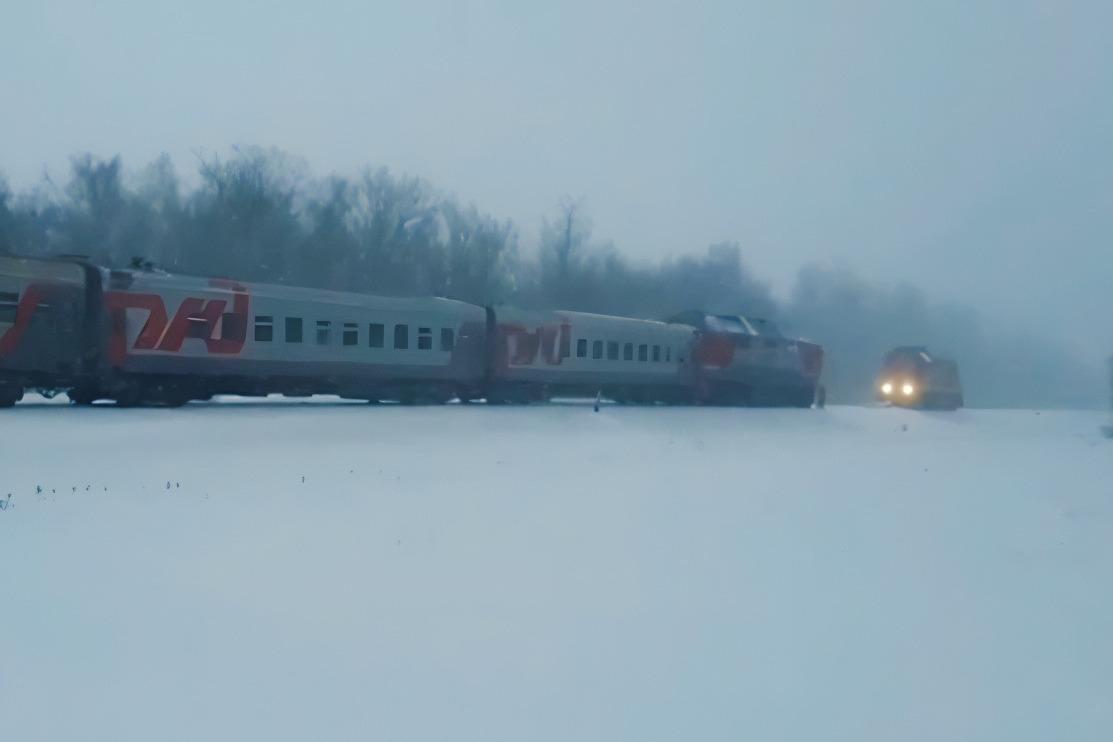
0 284 46 356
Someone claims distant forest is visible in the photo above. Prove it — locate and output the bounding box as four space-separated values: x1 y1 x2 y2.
0 147 1101 407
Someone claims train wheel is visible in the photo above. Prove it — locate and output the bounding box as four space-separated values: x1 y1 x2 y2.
158 391 191 408
790 386 815 408
114 389 143 408
68 388 100 406
485 385 529 405
0 385 23 408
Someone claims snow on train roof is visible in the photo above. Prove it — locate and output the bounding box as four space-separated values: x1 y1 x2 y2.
493 305 695 332
117 268 484 313
0 254 86 284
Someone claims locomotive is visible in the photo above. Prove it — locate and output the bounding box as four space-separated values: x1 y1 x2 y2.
875 346 963 410
670 311 824 407
0 253 824 408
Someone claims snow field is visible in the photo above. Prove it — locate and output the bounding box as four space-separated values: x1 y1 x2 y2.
2 401 1112 741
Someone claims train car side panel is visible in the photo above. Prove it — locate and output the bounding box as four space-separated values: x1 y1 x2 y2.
101 269 487 402
488 306 697 402
0 256 91 403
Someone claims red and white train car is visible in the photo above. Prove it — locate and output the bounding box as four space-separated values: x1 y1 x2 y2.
97 268 488 404
487 306 698 403
2 255 825 408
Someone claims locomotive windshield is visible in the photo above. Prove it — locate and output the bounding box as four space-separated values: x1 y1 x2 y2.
705 315 752 335
745 317 783 337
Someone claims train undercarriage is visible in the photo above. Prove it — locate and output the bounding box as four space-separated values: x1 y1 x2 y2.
2 373 819 409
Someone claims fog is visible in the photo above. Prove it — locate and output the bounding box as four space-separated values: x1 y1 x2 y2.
0 150 1101 406
1 1 1110 406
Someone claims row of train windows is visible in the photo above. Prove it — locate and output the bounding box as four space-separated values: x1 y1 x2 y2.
177 314 674 364
572 338 676 363
0 292 20 322
251 316 454 351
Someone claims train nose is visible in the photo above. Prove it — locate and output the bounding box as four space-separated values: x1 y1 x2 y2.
879 379 917 400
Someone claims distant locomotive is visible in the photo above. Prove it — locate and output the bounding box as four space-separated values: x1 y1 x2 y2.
0 254 824 408
876 346 963 410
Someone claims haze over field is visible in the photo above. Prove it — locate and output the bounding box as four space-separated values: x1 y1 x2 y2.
3 401 1113 741
2 1 1110 406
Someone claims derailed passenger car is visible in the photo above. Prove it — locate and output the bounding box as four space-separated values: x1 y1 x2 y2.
876 346 963 410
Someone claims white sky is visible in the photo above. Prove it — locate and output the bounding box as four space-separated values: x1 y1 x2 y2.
2 0 1111 354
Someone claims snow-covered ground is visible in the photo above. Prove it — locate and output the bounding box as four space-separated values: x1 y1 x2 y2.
2 398 1112 741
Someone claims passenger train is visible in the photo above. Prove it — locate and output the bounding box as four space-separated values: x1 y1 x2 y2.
0 253 824 408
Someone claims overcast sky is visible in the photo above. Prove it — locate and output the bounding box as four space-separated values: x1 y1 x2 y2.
2 0 1111 355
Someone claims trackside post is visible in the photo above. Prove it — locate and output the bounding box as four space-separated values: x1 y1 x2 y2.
1103 356 1113 439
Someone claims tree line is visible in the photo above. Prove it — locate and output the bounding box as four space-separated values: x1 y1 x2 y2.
0 148 1100 407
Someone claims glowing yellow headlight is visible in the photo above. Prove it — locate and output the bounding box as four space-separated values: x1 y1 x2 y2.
901 382 915 396
881 382 893 395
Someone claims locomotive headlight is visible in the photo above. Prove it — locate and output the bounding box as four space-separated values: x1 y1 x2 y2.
901 382 915 396
881 381 893 395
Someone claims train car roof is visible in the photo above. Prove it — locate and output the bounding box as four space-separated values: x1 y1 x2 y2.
111 267 484 314
668 310 784 337
492 304 696 331
0 254 87 284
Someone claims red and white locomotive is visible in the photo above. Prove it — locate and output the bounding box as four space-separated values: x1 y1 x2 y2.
0 254 824 407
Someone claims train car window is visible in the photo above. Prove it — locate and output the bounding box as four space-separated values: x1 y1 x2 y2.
343 322 358 346
559 333 571 359
638 344 648 362
222 313 246 342
592 340 603 359
652 345 660 362
607 341 619 360
417 327 432 350
623 343 633 361
665 346 671 362
577 339 587 358
440 328 454 351
394 324 409 350
186 315 210 339
0 292 18 323
316 320 331 345
369 323 384 348
285 317 303 343
254 315 274 342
